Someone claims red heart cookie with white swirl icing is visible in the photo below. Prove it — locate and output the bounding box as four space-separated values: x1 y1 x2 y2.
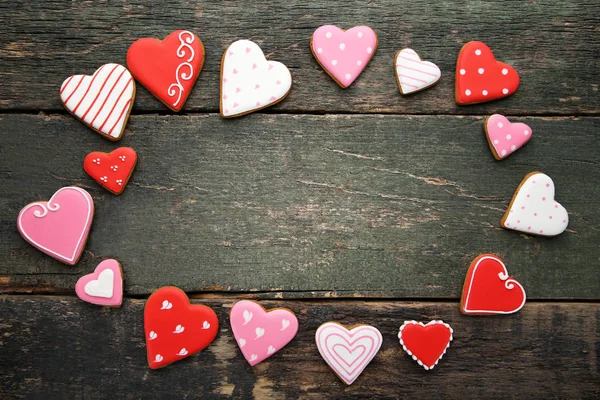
127 30 205 111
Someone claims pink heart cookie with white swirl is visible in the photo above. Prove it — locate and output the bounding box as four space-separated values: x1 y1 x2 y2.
485 114 532 160
220 40 292 118
311 25 378 88
75 259 123 307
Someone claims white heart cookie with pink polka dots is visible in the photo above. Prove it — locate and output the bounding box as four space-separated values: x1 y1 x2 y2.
311 25 378 88
501 172 568 236
485 114 532 160
220 40 292 118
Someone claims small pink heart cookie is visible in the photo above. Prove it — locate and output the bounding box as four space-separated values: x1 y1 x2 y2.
17 186 94 265
230 300 298 366
311 25 378 88
485 114 532 160
75 259 123 307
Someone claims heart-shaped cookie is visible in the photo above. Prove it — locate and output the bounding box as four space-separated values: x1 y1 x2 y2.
75 259 123 307
395 48 441 95
127 30 205 111
60 63 135 141
315 322 382 385
230 300 298 366
461 254 526 315
485 114 532 160
220 40 292 118
144 287 219 369
455 41 519 105
84 147 137 195
311 25 378 88
17 187 94 265
398 320 453 370
501 172 569 236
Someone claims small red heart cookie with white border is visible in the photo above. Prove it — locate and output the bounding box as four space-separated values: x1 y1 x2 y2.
485 114 532 160
395 48 441 95
460 254 526 315
501 172 569 236
455 41 519 105
84 147 137 195
127 30 205 111
398 320 453 370
144 287 218 369
60 63 135 141
75 259 123 307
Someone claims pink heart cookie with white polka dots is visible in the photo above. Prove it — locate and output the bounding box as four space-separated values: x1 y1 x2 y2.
485 114 532 160
311 25 378 88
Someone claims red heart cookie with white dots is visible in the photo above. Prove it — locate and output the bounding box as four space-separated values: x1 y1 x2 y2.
83 147 137 195
455 41 519 105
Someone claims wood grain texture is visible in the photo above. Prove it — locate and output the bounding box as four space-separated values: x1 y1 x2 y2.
0 296 598 399
1 114 598 298
1 0 599 115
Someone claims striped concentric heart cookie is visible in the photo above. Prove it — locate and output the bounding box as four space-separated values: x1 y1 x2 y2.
60 63 136 141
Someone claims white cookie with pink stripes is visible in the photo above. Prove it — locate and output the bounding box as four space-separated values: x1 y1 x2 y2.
395 49 441 95
60 63 136 141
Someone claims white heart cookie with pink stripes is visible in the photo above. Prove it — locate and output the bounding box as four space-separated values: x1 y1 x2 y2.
60 63 136 141
220 40 292 118
395 49 441 95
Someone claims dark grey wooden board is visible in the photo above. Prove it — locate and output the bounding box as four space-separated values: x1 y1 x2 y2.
1 0 599 115
1 114 599 299
0 296 598 399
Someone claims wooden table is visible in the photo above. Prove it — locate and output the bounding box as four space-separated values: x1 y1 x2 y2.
1 1 599 398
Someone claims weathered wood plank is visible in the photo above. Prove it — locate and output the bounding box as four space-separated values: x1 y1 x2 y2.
1 114 599 298
0 296 598 399
0 0 599 115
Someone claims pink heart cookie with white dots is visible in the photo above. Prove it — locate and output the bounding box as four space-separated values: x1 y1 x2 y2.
230 300 298 366
485 114 532 160
311 25 378 88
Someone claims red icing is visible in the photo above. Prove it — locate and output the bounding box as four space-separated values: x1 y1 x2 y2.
455 41 519 105
399 321 452 370
461 254 526 315
83 147 137 195
127 30 204 111
144 287 218 369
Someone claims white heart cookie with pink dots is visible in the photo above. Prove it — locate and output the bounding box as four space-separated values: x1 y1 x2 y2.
220 40 292 118
501 172 568 236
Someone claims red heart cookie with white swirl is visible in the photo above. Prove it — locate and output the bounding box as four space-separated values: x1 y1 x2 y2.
460 254 526 315
398 320 453 370
127 30 204 111
144 287 218 369
455 41 519 105
84 147 137 195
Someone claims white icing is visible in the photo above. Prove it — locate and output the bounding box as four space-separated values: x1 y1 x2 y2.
395 49 441 94
255 327 265 339
242 309 253 325
83 268 114 298
281 319 290 331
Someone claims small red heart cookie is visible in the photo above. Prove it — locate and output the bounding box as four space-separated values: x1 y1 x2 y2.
461 254 526 315
83 147 137 195
455 41 519 105
127 30 205 111
144 287 218 369
398 320 453 370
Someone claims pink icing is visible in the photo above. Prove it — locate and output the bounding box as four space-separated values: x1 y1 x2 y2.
486 114 532 159
17 186 94 265
75 259 123 307
230 300 298 366
311 25 378 88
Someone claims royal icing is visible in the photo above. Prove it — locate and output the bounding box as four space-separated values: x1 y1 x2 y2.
127 30 204 111
315 322 382 385
501 172 569 236
461 255 526 315
17 187 94 265
395 48 441 94
83 147 137 195
60 63 135 141
220 40 292 117
485 114 532 160
230 300 298 366
455 41 519 105
311 25 378 88
398 320 453 370
144 287 218 369
75 259 123 307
